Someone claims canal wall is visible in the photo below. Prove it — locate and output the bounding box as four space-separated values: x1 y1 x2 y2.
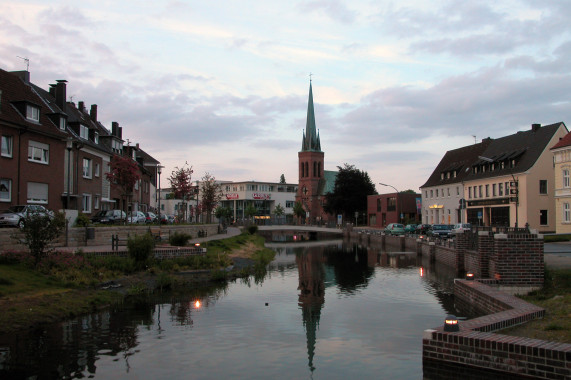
0 224 219 251
423 279 571 379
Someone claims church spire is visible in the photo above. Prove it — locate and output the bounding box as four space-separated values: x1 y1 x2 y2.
301 81 322 152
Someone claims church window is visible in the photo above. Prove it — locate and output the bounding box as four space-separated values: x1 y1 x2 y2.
300 162 304 177
318 162 321 177
313 162 317 177
305 162 309 178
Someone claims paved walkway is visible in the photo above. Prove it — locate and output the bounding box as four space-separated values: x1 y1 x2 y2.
56 227 242 254
544 242 571 269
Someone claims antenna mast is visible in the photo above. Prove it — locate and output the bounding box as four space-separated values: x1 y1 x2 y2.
16 56 30 71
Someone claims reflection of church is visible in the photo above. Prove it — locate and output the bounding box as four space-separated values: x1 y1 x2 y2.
296 81 337 224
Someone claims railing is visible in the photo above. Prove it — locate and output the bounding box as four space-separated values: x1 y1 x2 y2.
472 226 530 234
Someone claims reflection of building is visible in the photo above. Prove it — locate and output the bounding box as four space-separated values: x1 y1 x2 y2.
367 192 421 227
296 82 337 224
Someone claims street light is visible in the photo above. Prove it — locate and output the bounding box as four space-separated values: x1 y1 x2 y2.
195 180 200 223
379 182 400 224
65 137 73 247
157 165 164 225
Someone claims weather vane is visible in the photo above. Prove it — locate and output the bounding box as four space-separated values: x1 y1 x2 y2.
309 72 313 82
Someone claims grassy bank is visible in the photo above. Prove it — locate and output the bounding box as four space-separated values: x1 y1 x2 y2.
503 268 571 343
0 232 274 334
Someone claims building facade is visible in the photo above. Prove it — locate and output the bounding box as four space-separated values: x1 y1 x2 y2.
367 192 422 228
550 132 571 233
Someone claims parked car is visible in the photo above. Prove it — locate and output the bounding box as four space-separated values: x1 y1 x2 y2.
430 224 453 239
404 224 417 234
416 224 432 235
384 223 405 235
90 209 126 224
143 212 157 224
0 205 54 228
452 223 472 233
160 214 176 224
128 211 146 224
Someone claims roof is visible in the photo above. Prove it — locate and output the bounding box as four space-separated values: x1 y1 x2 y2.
300 82 321 152
550 131 571 150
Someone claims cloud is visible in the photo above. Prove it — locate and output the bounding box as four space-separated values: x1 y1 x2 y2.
297 0 357 24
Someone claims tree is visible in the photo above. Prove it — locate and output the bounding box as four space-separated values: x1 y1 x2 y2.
106 155 141 221
14 211 66 265
293 201 305 224
214 206 232 224
324 163 377 222
168 163 193 222
244 204 257 220
279 174 286 184
273 204 285 224
200 172 223 223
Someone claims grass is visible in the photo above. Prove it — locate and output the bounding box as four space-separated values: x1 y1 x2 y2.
0 231 273 334
502 268 571 343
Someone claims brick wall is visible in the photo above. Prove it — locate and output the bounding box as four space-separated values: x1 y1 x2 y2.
490 233 544 287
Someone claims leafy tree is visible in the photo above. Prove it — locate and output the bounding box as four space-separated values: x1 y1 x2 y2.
14 211 66 265
293 201 305 224
244 204 257 220
215 206 232 224
273 204 284 217
106 155 141 221
402 189 416 194
279 174 286 184
168 163 193 222
201 172 223 223
324 163 377 222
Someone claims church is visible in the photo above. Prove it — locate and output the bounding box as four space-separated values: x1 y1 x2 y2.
296 82 337 225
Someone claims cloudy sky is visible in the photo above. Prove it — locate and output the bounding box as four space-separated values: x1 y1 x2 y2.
2 0 571 193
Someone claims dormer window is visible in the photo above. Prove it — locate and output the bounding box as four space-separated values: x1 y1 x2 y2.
440 173 444 180
59 117 67 131
94 132 99 144
80 125 89 140
26 105 40 122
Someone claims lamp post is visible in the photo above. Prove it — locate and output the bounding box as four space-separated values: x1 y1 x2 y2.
195 180 199 223
157 165 164 225
65 137 73 247
380 182 400 224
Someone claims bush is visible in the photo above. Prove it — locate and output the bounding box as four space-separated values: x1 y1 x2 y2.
75 213 91 227
247 225 258 235
14 211 66 265
169 232 192 246
127 233 155 264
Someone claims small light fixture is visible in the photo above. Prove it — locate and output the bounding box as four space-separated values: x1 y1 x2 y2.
444 315 459 332
466 272 475 280
195 243 200 247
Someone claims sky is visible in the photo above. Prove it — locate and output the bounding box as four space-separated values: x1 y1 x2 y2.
2 0 571 194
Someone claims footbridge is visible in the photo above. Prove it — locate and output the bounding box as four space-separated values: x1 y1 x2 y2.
257 225 344 243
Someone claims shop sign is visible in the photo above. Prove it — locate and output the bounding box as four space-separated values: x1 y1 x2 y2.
226 193 239 200
253 193 271 200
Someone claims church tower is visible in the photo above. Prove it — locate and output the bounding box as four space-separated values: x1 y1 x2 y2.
297 81 325 223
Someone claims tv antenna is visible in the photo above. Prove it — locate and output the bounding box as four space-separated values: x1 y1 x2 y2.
472 135 476 144
17 56 30 71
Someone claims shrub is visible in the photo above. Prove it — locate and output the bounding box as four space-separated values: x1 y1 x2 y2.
75 213 91 227
169 232 192 246
247 225 258 235
14 211 66 265
127 233 155 264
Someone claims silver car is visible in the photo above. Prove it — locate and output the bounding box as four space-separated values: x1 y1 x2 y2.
0 205 53 228
127 211 146 224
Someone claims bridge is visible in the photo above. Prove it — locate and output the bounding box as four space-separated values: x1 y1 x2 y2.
257 225 343 234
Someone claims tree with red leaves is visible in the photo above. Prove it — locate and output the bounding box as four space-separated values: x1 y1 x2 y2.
168 163 193 222
106 155 141 221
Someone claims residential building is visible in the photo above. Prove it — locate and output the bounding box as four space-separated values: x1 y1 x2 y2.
367 192 422 228
550 132 571 233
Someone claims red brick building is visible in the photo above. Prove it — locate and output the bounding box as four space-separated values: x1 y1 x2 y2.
367 192 422 228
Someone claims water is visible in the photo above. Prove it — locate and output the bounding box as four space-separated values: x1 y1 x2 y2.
0 241 466 379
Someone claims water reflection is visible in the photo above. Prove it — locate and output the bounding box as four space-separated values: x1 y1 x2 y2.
0 241 481 379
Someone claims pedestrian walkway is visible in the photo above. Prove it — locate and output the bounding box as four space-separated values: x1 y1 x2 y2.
56 226 242 254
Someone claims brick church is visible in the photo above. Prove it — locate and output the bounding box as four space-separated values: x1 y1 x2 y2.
296 82 337 224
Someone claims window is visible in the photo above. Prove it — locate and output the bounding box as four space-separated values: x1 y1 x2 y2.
59 117 66 130
80 125 89 140
94 132 99 144
377 198 382 212
387 197 396 211
468 187 472 199
94 195 100 210
499 183 503 196
26 105 40 121
485 184 489 197
564 169 570 188
286 201 294 208
1 135 13 157
564 203 570 223
540 210 548 226
492 184 496 196
82 194 92 213
539 180 547 195
94 163 100 177
83 158 92 178
0 179 11 202
479 185 482 198
456 186 459 195
430 190 433 198
447 188 450 196
436 189 439 197
27 182 48 204
28 141 49 164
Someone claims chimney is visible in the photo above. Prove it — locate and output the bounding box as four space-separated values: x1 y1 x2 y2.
55 80 67 109
11 71 30 83
49 84 56 97
112 121 119 136
532 123 541 132
119 127 123 139
90 104 98 122
78 101 85 112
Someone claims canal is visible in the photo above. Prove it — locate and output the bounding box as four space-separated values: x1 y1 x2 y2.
0 240 471 379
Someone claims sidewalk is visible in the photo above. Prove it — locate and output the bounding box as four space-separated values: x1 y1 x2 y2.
544 241 571 269
56 226 242 254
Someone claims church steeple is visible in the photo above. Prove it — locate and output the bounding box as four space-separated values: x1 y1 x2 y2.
301 82 321 152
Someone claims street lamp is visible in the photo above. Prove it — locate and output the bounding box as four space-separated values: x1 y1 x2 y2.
379 182 400 224
195 180 199 223
65 137 73 247
157 165 164 225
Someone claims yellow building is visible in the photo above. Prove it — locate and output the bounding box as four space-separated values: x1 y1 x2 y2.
551 132 571 233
